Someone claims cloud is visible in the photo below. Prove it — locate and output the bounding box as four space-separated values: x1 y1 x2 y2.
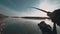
0 5 48 17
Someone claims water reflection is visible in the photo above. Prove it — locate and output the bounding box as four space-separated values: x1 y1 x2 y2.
0 18 60 34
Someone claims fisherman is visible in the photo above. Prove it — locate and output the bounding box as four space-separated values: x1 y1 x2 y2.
38 21 53 34
32 7 60 34
47 9 60 26
46 9 60 34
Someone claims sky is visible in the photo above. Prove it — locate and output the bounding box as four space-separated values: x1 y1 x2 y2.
0 0 39 16
0 0 60 17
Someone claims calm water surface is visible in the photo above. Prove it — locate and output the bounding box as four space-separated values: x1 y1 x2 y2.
1 18 60 34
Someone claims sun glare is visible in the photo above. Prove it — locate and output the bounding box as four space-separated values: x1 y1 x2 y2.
38 1 56 12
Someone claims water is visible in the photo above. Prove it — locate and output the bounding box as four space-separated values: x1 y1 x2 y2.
0 18 60 34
